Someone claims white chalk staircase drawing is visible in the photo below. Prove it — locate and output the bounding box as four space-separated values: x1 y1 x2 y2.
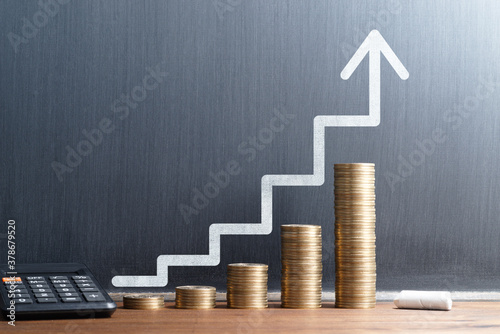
112 30 409 287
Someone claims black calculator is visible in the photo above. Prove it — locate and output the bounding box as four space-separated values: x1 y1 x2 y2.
0 263 116 319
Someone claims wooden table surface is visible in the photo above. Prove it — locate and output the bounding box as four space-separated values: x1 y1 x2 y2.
3 302 500 333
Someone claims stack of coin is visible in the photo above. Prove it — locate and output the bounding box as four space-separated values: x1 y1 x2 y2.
227 263 268 308
175 286 216 309
123 294 165 310
334 163 376 309
281 224 322 308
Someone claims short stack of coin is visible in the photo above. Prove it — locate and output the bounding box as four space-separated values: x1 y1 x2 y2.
123 294 165 310
281 224 322 308
227 263 268 308
175 286 216 309
334 163 376 309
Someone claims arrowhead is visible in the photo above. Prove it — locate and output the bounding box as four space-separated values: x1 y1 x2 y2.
340 30 409 80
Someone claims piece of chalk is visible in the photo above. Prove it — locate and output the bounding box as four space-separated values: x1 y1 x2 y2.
394 290 452 311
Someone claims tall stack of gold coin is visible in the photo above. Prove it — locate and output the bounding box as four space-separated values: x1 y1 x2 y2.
227 263 268 308
334 163 376 308
175 286 216 309
281 224 322 308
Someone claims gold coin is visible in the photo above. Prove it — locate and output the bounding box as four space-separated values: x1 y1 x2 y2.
175 286 216 309
281 224 322 309
333 163 376 309
227 263 268 309
123 294 165 310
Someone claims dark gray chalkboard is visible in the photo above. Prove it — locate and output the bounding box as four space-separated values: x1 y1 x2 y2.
1 0 500 293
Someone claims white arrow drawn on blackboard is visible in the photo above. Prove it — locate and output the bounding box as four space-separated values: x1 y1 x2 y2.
112 30 409 287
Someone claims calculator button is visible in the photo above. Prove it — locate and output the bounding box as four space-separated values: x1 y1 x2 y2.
72 276 90 280
56 287 76 293
30 284 50 289
83 292 105 302
79 287 98 292
62 297 82 303
59 292 78 297
35 292 55 298
4 280 23 285
7 288 28 294
77 283 95 288
74 280 92 284
27 280 47 284
9 293 30 299
53 283 72 289
50 276 68 280
26 276 45 280
51 279 70 284
2 277 22 282
37 298 57 303
32 288 51 293
5 285 26 291
14 298 33 304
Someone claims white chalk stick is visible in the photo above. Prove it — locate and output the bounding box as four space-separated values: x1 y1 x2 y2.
394 290 452 310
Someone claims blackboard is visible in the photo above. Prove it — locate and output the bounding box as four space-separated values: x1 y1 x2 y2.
2 0 500 294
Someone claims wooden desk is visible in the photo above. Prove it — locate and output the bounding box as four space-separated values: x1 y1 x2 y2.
4 302 500 333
